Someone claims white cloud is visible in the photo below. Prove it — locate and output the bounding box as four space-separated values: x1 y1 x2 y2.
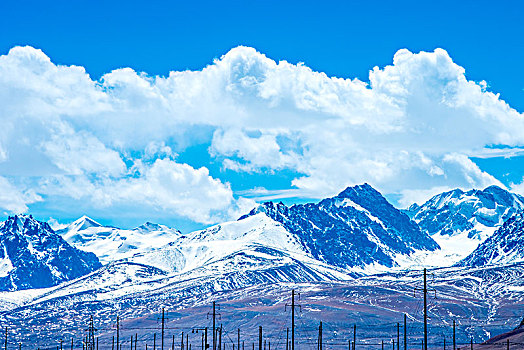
510 180 524 197
0 177 42 213
0 45 522 220
105 159 247 224
40 158 248 224
38 159 252 224
41 124 126 177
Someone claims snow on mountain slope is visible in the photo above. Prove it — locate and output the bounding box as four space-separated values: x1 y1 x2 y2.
0 215 101 291
0 222 353 311
240 184 439 270
406 185 524 262
3 261 524 347
126 212 344 276
57 216 181 264
459 212 524 267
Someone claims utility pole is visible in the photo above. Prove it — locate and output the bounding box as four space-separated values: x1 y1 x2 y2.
353 325 356 350
453 320 456 350
286 329 289 350
258 327 262 350
397 323 399 350
404 314 407 350
86 316 97 350
423 269 427 350
116 316 120 350
213 303 217 350
237 329 240 350
161 309 165 350
414 269 436 350
207 302 221 350
285 290 301 350
318 322 323 350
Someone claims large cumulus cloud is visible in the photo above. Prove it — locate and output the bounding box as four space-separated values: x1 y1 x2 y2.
0 45 522 222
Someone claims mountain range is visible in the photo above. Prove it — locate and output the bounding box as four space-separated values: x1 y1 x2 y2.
57 216 181 264
1 184 524 346
3 183 524 292
242 183 438 270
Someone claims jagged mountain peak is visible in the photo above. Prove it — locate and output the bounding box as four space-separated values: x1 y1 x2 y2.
240 184 438 270
459 211 524 267
406 185 524 263
422 185 518 210
409 185 524 236
1 214 57 239
336 183 378 198
0 215 101 291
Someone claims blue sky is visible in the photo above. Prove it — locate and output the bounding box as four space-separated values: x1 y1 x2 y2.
0 0 523 231
1 0 522 110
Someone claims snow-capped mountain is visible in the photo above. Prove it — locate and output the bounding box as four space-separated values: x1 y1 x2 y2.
241 183 439 270
126 212 351 280
0 215 101 291
406 185 524 261
459 211 524 267
57 216 181 264
2 186 524 346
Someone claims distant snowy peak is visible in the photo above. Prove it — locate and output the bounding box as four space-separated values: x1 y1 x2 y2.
129 212 312 274
59 217 181 264
459 211 524 267
241 183 438 270
134 222 179 234
69 216 102 231
408 185 524 240
0 215 101 291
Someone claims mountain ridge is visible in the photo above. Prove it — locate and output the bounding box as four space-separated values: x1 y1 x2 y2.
458 211 524 267
241 183 439 270
0 215 101 291
57 216 182 264
405 185 524 262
